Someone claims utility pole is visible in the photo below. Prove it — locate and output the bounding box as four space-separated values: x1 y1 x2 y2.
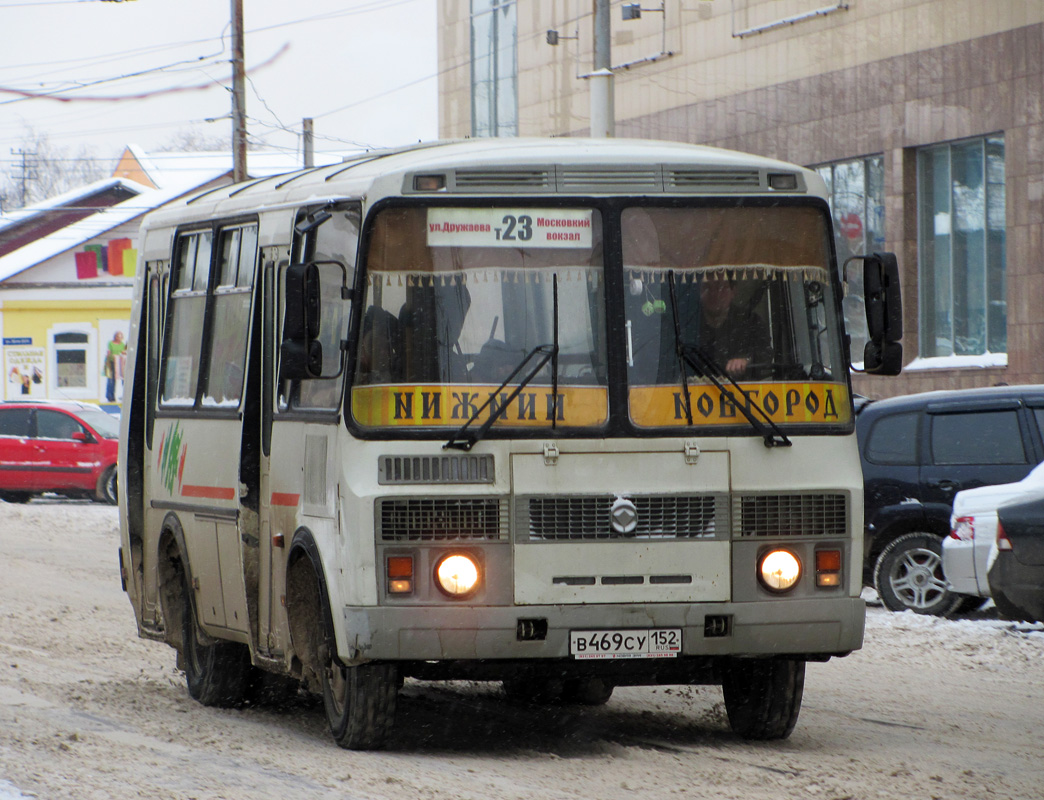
303 118 314 168
11 148 37 208
590 0 614 137
231 0 247 182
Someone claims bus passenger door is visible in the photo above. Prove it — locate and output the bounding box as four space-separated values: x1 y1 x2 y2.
147 225 258 642
256 204 359 659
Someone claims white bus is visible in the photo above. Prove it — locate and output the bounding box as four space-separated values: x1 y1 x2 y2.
118 138 902 749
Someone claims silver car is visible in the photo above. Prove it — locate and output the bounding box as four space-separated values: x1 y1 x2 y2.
945 462 1044 599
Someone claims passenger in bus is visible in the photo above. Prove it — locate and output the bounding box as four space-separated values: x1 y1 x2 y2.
357 306 402 383
695 275 769 380
397 283 471 383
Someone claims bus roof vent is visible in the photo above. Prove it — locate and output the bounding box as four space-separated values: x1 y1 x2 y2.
557 166 663 192
453 168 553 192
665 167 763 192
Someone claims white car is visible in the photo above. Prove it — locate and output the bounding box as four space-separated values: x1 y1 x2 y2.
945 462 1044 600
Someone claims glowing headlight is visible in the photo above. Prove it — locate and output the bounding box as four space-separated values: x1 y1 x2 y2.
759 549 801 592
435 554 480 597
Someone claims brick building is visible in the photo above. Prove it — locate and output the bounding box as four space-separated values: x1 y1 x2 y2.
436 0 1044 398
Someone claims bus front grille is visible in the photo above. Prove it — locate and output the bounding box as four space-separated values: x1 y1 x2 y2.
523 495 725 541
377 497 507 541
733 493 848 537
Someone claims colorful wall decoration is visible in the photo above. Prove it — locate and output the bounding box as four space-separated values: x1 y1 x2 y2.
74 238 137 280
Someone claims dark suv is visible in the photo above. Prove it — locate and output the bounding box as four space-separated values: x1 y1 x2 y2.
856 385 1044 615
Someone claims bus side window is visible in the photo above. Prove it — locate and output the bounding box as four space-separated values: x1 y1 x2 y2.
202 224 256 407
283 204 360 410
161 231 211 405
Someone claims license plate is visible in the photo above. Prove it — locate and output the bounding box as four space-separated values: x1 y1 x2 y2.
569 628 681 659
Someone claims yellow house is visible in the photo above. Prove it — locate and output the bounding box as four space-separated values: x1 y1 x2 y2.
0 146 321 408
0 178 149 407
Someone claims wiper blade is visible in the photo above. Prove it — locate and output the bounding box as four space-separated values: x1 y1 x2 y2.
444 274 560 451
442 344 556 451
667 271 791 448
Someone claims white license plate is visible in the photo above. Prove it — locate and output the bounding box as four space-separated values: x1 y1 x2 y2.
569 628 681 659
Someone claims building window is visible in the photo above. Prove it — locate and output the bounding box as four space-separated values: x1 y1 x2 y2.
50 327 96 398
814 154 885 363
471 0 517 137
918 135 1006 358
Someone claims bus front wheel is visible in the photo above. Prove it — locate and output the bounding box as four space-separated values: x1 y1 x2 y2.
720 657 805 740
320 649 398 750
181 579 251 708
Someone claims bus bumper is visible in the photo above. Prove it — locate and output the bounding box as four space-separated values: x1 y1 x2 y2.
336 597 865 662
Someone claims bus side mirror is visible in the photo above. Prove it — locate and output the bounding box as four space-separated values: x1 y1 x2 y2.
281 262 324 379
861 252 903 376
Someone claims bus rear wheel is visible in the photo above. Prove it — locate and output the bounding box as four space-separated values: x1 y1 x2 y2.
320 649 398 750
181 580 251 707
721 657 805 740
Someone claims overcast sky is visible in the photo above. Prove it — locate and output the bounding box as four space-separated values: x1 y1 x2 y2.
0 0 438 172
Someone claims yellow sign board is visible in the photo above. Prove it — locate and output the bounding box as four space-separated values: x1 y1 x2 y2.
352 384 609 428
351 382 850 429
629 382 851 427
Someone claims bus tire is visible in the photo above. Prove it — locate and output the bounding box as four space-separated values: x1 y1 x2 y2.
874 532 962 616
181 579 251 708
721 657 804 740
321 653 398 750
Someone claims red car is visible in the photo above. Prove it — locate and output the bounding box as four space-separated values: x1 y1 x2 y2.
0 401 119 504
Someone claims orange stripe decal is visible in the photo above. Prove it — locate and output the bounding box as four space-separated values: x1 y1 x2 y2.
271 492 300 507
181 484 236 500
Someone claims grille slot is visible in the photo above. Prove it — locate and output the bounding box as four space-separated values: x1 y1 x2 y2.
378 454 494 485
525 495 723 541
733 493 848 537
665 168 762 191
557 166 662 192
378 498 506 541
454 168 553 191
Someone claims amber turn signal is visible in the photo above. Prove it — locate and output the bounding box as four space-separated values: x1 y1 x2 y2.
387 555 414 594
815 549 842 588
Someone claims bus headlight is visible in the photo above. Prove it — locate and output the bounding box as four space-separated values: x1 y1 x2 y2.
758 549 801 593
435 554 481 598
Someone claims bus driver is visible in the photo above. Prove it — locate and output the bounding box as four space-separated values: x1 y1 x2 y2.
694 274 769 380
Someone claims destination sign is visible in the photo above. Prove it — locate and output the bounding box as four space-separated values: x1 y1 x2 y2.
426 208 594 249
352 384 608 428
629 383 851 427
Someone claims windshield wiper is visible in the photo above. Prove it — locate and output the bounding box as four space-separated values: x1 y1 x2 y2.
667 270 791 448
444 275 560 451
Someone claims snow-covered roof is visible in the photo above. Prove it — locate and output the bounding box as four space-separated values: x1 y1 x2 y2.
124 145 351 194
0 176 149 233
0 145 354 284
0 181 187 283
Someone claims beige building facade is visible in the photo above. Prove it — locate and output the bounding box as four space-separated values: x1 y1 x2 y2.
437 0 1044 398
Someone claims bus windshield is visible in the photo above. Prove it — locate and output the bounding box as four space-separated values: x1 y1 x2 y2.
622 204 848 429
351 205 608 431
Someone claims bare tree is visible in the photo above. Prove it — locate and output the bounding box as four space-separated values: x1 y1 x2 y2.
1 128 113 211
154 128 229 153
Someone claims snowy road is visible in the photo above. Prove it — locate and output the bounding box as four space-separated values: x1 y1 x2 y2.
1 501 1043 800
